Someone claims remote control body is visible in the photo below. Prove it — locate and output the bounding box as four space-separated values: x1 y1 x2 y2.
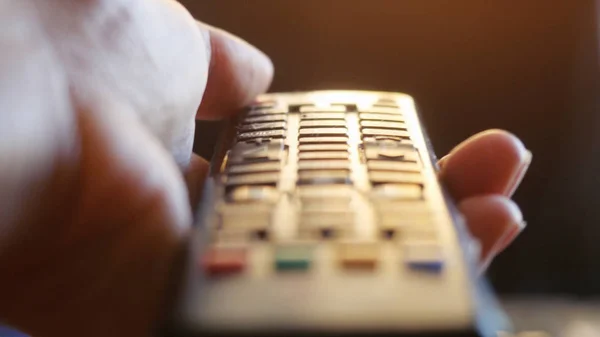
162 91 511 337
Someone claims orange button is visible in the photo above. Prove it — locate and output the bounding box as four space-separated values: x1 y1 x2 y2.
201 246 247 275
337 242 379 269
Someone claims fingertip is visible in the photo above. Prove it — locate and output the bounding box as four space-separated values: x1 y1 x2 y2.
196 22 274 120
440 129 531 200
459 195 524 267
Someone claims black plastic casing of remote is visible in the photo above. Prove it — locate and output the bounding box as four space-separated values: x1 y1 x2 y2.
160 91 513 337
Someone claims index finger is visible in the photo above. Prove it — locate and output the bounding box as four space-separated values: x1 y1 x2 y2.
196 22 274 120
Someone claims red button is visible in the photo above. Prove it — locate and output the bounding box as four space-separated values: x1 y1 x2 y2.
201 246 247 275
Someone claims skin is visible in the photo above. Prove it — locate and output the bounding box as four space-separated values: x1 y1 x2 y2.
0 1 531 336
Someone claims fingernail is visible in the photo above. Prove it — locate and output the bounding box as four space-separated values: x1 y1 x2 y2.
504 150 532 197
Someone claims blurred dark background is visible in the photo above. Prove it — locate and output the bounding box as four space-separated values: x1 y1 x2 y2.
183 0 600 297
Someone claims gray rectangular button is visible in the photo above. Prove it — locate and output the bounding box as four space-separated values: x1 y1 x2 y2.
301 112 346 120
369 171 424 185
301 198 352 212
378 213 438 230
299 128 348 137
228 161 281 175
220 205 273 231
365 147 419 162
298 160 350 171
371 184 423 200
300 105 346 113
299 144 349 152
300 120 347 128
299 136 348 144
298 185 354 198
298 170 351 185
360 113 404 122
367 160 421 172
237 129 285 141
360 120 407 130
228 142 285 163
299 151 349 160
239 122 286 132
226 172 280 186
244 114 287 124
226 185 280 203
363 136 414 148
362 128 410 139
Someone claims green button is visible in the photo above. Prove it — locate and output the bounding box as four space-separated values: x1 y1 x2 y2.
274 244 314 271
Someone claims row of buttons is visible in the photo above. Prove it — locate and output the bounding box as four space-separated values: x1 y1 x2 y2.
201 241 444 275
296 108 353 240
225 108 289 199
358 110 424 199
297 108 351 189
216 108 290 244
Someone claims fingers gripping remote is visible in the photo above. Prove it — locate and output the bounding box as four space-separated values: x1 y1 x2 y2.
162 91 512 337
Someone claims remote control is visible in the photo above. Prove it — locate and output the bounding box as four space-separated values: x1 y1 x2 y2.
161 91 512 337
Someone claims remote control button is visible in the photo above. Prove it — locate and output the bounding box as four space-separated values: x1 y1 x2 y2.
360 120 407 130
403 242 444 273
301 211 355 226
299 128 348 137
226 172 280 186
274 243 315 271
367 161 421 173
299 136 348 144
377 212 436 229
220 206 273 237
298 185 354 199
237 130 286 141
362 128 410 139
243 114 287 124
239 121 286 132
370 171 424 186
337 242 379 269
299 143 349 152
360 113 404 122
300 120 346 128
300 211 354 239
201 246 247 275
374 201 432 215
213 229 250 243
298 170 351 185
300 105 347 113
228 142 286 164
298 151 349 160
300 112 346 120
372 184 423 200
401 227 439 241
302 198 352 212
228 161 281 175
226 186 280 203
298 160 350 171
363 136 414 148
365 147 419 162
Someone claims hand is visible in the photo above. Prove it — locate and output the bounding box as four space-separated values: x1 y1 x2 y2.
0 1 271 336
0 1 529 337
439 129 531 271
